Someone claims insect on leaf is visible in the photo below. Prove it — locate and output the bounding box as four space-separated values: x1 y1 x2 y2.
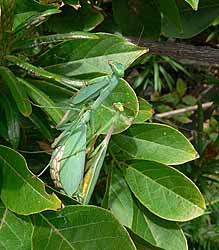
50 123 87 197
82 125 114 204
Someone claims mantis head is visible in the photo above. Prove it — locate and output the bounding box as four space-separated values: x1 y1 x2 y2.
108 60 125 78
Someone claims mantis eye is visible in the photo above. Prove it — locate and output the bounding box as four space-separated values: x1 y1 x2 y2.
108 61 125 78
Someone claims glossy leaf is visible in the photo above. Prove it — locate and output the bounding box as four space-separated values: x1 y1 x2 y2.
51 124 87 197
32 205 137 250
112 123 198 165
162 0 219 38
0 145 62 215
109 168 188 250
13 11 38 31
14 8 61 33
18 78 63 124
0 201 33 250
47 4 104 33
93 79 139 134
125 160 206 221
0 67 32 117
0 95 20 149
109 168 134 228
38 33 147 77
13 31 98 50
113 0 161 39
158 0 182 31
133 98 153 124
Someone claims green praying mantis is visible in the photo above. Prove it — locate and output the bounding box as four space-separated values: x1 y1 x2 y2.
40 61 125 204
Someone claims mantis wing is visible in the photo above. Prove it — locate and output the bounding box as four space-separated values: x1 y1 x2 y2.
51 123 87 197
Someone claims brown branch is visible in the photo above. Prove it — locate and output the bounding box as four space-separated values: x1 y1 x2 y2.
155 102 213 118
127 37 219 66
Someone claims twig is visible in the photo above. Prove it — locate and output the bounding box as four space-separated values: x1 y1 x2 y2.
155 102 213 118
127 37 219 66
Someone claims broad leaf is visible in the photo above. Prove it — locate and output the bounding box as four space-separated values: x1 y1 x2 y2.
13 31 98 50
93 79 139 134
125 160 206 221
109 168 188 250
112 123 198 165
32 205 137 250
0 146 61 215
133 98 153 124
162 0 219 38
47 4 104 33
0 95 20 149
0 201 33 250
113 0 161 39
38 33 147 77
158 0 182 31
18 78 63 125
0 67 32 117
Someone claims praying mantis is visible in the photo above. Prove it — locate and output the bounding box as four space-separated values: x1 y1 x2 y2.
43 61 125 203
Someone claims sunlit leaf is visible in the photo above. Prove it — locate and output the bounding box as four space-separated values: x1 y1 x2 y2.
0 146 62 215
125 160 206 221
112 123 198 165
38 33 147 77
109 168 188 250
0 201 33 250
32 205 137 250
93 79 139 134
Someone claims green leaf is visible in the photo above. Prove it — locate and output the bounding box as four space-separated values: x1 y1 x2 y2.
28 79 74 102
32 205 137 250
18 78 63 124
13 11 37 31
14 8 61 33
0 67 32 117
109 168 188 250
51 124 87 197
38 33 147 77
162 0 219 38
93 79 139 134
159 92 180 106
182 95 196 106
15 0 56 13
112 123 198 165
133 98 153 124
184 0 199 10
109 168 134 228
0 145 62 215
176 78 187 97
13 31 98 50
112 0 161 39
47 4 104 33
0 95 20 149
0 201 33 250
125 160 206 221
158 0 182 31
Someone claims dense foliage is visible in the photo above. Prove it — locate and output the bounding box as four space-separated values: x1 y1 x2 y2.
0 0 219 249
